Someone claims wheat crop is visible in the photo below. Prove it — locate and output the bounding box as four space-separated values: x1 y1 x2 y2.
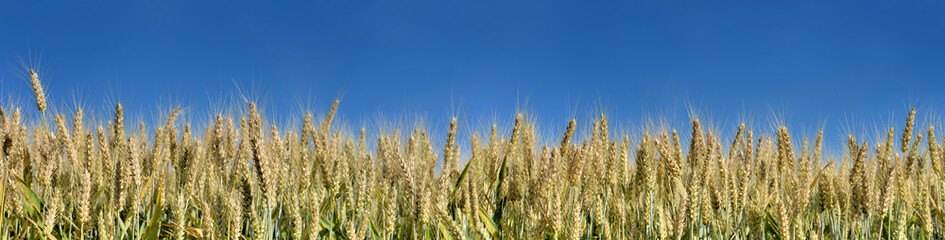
0 71 942 239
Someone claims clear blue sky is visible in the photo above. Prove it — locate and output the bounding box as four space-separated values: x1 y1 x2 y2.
2 1 945 143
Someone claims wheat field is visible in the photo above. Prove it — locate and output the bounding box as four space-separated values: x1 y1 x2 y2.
0 70 942 240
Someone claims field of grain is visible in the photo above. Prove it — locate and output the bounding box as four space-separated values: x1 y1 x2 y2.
0 70 942 239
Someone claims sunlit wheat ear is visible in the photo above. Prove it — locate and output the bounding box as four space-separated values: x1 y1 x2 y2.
113 104 125 147
227 190 242 240
882 127 895 160
561 119 576 152
225 117 238 160
322 99 339 133
688 119 704 167
598 113 608 142
78 162 92 225
357 127 366 156
211 114 226 172
37 127 56 187
657 132 679 180
776 195 790 239
83 130 94 175
850 142 869 214
907 134 923 174
246 102 272 206
28 69 47 113
880 165 898 216
443 117 458 176
96 126 110 186
568 203 586 240
511 114 523 146
126 136 143 213
632 134 651 193
72 107 84 146
42 189 60 236
929 126 940 174
776 127 796 173
301 112 313 144
673 191 689 240
901 108 915 153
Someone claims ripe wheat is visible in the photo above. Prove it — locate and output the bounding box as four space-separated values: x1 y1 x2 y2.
0 71 942 239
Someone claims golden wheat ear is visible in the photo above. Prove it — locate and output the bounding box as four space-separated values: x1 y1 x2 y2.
28 69 47 113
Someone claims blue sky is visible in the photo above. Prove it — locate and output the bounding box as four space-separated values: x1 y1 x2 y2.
2 1 945 145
